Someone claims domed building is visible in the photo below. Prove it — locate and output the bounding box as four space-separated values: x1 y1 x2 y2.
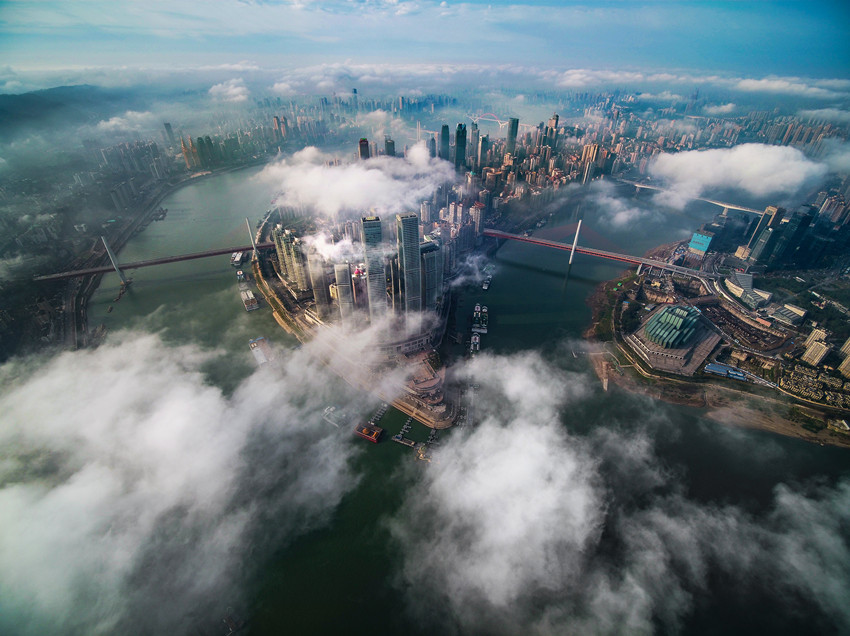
625 304 721 376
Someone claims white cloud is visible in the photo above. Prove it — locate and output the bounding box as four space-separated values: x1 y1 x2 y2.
703 102 736 115
649 143 827 208
635 90 683 101
95 110 155 132
256 142 456 219
271 80 295 96
0 331 362 634
209 78 249 102
735 77 845 99
798 107 850 124
389 350 850 634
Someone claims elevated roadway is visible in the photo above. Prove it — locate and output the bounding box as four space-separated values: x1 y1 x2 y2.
483 229 716 280
34 242 275 281
616 178 762 214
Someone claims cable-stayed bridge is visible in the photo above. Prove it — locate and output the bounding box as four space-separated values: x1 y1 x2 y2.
483 229 715 280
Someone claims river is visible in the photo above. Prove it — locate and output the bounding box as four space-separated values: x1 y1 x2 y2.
87 165 849 635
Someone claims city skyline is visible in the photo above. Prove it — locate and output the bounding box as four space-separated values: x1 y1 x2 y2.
2 2 850 635
1 1 849 96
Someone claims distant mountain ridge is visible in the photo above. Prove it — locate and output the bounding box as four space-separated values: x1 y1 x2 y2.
0 84 133 140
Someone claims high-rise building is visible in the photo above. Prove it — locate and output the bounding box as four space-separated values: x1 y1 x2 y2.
748 226 781 264
163 122 175 146
396 213 423 326
839 355 850 379
180 138 193 169
506 118 519 155
455 124 467 172
308 252 333 321
805 328 829 348
361 216 387 323
359 138 370 160
273 227 311 293
439 125 450 161
840 335 850 358
802 340 831 367
476 134 489 171
427 136 437 158
420 241 443 313
385 137 396 157
334 263 355 326
746 206 785 250
420 200 433 224
545 113 559 148
769 206 814 265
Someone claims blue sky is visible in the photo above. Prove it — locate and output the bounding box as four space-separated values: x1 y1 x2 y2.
0 0 848 91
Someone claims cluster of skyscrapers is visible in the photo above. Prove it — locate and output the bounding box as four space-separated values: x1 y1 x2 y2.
273 210 451 351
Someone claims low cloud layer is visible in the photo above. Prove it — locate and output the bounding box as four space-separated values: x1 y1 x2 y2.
0 331 364 634
649 143 828 208
95 109 156 132
389 350 850 635
209 77 249 103
257 143 456 218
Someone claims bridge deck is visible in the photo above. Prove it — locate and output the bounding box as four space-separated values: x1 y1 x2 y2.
483 229 713 279
34 242 275 281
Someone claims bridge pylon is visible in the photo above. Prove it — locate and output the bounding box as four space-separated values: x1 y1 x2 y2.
100 236 128 285
245 217 259 261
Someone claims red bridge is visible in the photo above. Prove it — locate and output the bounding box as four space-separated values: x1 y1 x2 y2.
483 229 714 279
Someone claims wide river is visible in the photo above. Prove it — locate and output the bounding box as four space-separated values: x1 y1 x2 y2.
87 164 849 635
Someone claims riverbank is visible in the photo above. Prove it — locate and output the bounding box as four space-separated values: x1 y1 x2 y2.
583 268 850 450
72 159 275 349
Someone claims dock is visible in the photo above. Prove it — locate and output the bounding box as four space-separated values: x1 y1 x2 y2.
392 434 418 448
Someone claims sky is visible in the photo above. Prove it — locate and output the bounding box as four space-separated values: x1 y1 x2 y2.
0 0 848 92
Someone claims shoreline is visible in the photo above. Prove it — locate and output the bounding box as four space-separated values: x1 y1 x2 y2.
74 160 273 346
583 267 850 450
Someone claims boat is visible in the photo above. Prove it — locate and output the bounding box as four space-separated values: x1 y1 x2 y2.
236 269 245 281
353 423 383 443
472 303 488 334
231 251 244 266
470 333 481 353
249 337 272 365
482 276 491 290
241 290 259 311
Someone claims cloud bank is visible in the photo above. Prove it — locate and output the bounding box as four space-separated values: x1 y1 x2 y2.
257 143 456 219
649 143 828 208
209 78 249 103
389 350 850 635
0 331 362 634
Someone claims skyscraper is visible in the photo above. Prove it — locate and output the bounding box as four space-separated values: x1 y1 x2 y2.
439 125 450 161
420 241 442 313
506 118 519 155
308 252 332 321
163 122 175 146
477 134 489 170
397 213 422 327
359 138 370 160
746 206 785 250
385 137 396 157
455 123 467 172
361 216 387 323
427 136 436 158
334 263 355 326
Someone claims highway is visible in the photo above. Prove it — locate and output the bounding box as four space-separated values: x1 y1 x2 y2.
483 229 717 280
35 242 275 281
